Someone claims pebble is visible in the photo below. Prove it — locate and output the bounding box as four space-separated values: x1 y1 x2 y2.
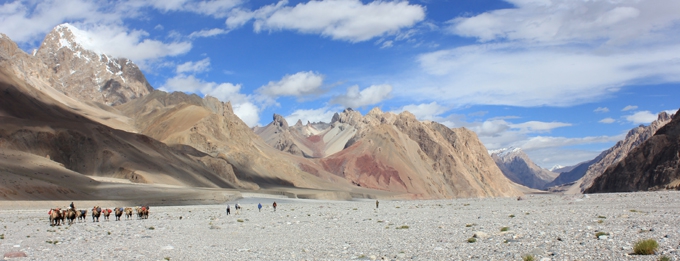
0 192 679 260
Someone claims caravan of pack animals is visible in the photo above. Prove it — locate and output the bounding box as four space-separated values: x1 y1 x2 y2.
47 204 149 226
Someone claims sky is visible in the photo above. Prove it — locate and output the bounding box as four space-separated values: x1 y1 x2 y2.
1 0 680 168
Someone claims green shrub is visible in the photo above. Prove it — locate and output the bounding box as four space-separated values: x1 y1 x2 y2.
237 219 244 222
597 215 606 219
147 226 155 230
522 254 535 261
633 239 658 255
500 226 509 232
465 223 475 227
467 238 476 243
509 214 515 218
396 225 409 229
658 256 671 261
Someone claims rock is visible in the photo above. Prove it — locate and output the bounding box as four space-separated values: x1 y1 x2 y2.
3 251 27 258
473 232 489 239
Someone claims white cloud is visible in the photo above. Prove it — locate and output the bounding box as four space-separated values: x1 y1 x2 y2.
625 111 657 124
380 40 393 49
594 107 609 113
447 0 680 45
257 71 325 98
331 84 392 108
622 105 638 111
599 118 616 124
176 58 211 74
228 0 425 42
521 135 624 151
404 0 680 108
285 107 339 124
392 102 449 121
189 28 228 38
510 121 571 133
160 74 260 126
143 0 242 18
64 24 192 65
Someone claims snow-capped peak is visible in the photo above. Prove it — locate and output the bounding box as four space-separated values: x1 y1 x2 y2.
488 147 522 157
548 165 565 172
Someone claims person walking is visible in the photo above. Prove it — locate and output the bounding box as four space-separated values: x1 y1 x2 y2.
376 200 379 208
273 201 277 212
226 204 231 215
258 203 262 212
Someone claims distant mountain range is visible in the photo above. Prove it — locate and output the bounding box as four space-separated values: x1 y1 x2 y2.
489 147 558 190
0 24 521 201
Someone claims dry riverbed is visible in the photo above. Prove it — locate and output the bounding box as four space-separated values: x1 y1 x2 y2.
1 192 680 260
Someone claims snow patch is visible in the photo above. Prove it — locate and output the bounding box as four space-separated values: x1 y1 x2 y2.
488 147 521 157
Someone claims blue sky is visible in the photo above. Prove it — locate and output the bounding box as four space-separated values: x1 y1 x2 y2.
2 0 680 168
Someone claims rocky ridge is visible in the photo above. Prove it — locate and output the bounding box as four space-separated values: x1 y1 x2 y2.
585 110 680 193
490 147 558 190
35 24 152 106
577 112 674 192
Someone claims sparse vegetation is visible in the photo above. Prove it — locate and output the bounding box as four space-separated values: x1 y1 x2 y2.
148 226 155 230
237 219 244 222
658 256 671 261
522 254 535 261
509 214 515 218
396 225 409 229
467 238 476 243
463 203 470 206
633 239 658 255
164 257 171 261
500 226 509 232
377 220 384 223
630 209 638 212
597 220 604 224
465 223 475 227
45 240 58 244
353 208 357 210
525 212 530 215
597 215 606 219
0 234 4 239
107 231 111 235
595 232 609 238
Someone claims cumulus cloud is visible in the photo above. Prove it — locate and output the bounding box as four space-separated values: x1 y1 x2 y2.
176 58 211 73
257 71 325 98
622 105 638 111
510 121 572 133
331 84 392 108
599 118 616 124
227 0 425 42
625 111 657 124
284 107 339 124
521 135 624 151
594 107 609 113
160 74 260 126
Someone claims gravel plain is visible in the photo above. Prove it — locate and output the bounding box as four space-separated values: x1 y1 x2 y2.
1 192 680 260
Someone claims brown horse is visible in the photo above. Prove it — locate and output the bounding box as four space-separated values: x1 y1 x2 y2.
49 208 62 226
64 208 76 225
114 207 123 221
136 206 149 219
124 207 133 220
76 209 87 222
102 209 112 221
92 206 101 222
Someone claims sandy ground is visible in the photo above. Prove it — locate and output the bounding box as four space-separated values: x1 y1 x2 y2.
1 192 680 260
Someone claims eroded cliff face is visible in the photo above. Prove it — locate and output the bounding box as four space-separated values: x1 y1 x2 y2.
35 24 152 106
579 112 674 192
585 110 680 193
319 109 522 198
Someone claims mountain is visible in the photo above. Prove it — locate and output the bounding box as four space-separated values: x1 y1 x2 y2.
0 24 523 200
585 109 680 193
35 24 152 106
570 112 673 192
258 108 522 198
0 36 251 199
490 147 558 190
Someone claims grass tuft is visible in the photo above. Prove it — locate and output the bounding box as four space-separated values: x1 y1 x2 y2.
658 256 671 261
509 214 515 218
467 237 476 243
148 226 155 230
396 225 409 229
522 254 535 261
633 239 658 255
237 219 244 222
597 215 606 219
500 226 509 232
